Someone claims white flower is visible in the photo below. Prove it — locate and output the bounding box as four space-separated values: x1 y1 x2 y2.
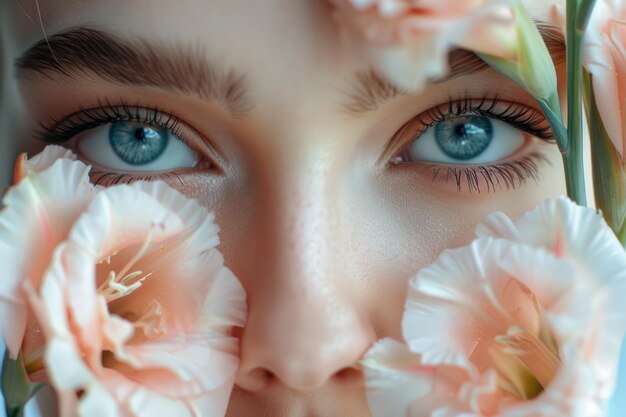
364 197 626 417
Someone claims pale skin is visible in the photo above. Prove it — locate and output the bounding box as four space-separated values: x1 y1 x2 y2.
0 1 566 416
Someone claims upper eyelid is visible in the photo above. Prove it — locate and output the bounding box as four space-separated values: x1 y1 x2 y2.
35 100 182 144
418 98 553 139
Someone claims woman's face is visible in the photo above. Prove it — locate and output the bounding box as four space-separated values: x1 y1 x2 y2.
1 1 565 416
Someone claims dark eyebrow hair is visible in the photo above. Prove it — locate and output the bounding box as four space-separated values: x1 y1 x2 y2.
15 27 252 116
344 24 566 114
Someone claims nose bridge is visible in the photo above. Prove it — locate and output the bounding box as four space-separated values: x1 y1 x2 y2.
236 147 375 390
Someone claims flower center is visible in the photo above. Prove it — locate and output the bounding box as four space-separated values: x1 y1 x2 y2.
480 281 561 401
490 325 560 400
97 229 155 303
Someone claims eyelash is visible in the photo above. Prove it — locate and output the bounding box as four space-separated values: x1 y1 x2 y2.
423 153 551 193
390 96 555 193
36 99 185 144
415 95 554 141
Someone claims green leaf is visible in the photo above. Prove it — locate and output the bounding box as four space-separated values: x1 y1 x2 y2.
2 352 43 417
583 72 626 245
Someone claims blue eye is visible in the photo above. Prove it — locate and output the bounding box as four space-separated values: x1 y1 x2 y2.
109 122 169 165
76 122 198 173
435 116 493 160
400 116 526 165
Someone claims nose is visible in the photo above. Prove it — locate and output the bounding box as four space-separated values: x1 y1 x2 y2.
234 154 376 392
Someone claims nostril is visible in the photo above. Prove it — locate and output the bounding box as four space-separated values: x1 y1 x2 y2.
333 366 363 384
236 367 275 392
240 361 362 392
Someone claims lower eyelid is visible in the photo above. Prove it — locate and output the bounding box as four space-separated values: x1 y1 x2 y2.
89 169 193 187
393 151 552 195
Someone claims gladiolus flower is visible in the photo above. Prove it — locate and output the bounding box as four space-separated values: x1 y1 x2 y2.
584 0 626 161
0 145 97 360
364 197 626 417
327 0 518 91
1 146 247 417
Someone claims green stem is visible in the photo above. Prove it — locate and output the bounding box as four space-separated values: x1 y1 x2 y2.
538 99 567 150
583 72 626 245
2 352 43 417
577 0 598 30
7 406 25 417
564 0 591 206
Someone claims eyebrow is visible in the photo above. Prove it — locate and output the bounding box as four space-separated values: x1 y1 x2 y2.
344 24 566 114
15 27 252 116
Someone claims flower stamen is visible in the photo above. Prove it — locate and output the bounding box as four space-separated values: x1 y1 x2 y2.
491 325 560 400
132 300 165 338
97 228 156 302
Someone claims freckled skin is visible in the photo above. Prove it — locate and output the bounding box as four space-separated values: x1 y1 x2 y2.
0 1 566 416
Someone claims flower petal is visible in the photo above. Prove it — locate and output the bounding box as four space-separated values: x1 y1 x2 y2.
24 174 245 416
362 338 437 417
195 267 247 336
0 155 95 357
16 145 77 181
477 196 626 387
110 332 239 397
99 369 196 417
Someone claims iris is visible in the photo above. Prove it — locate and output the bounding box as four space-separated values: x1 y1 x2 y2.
435 116 493 160
109 122 169 165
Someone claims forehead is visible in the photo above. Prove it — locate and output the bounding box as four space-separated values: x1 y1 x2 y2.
7 0 319 33
3 1 560 85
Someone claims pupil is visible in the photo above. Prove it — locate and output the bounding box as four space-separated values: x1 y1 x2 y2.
134 128 146 141
455 124 467 137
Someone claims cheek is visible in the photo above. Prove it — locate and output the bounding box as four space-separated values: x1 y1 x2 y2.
340 146 564 336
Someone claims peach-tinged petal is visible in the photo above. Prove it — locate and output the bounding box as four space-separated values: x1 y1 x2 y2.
69 183 186 260
24 176 246 416
368 197 626 417
16 145 77 180
118 387 194 417
45 338 93 393
196 267 247 336
363 338 500 417
583 0 626 160
586 32 624 157
188 381 238 417
0 154 96 357
76 384 120 417
110 333 239 397
44 337 103 417
362 338 437 417
403 296 479 371
476 196 626 389
329 0 517 91
404 239 573 372
499 346 605 417
99 370 196 417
